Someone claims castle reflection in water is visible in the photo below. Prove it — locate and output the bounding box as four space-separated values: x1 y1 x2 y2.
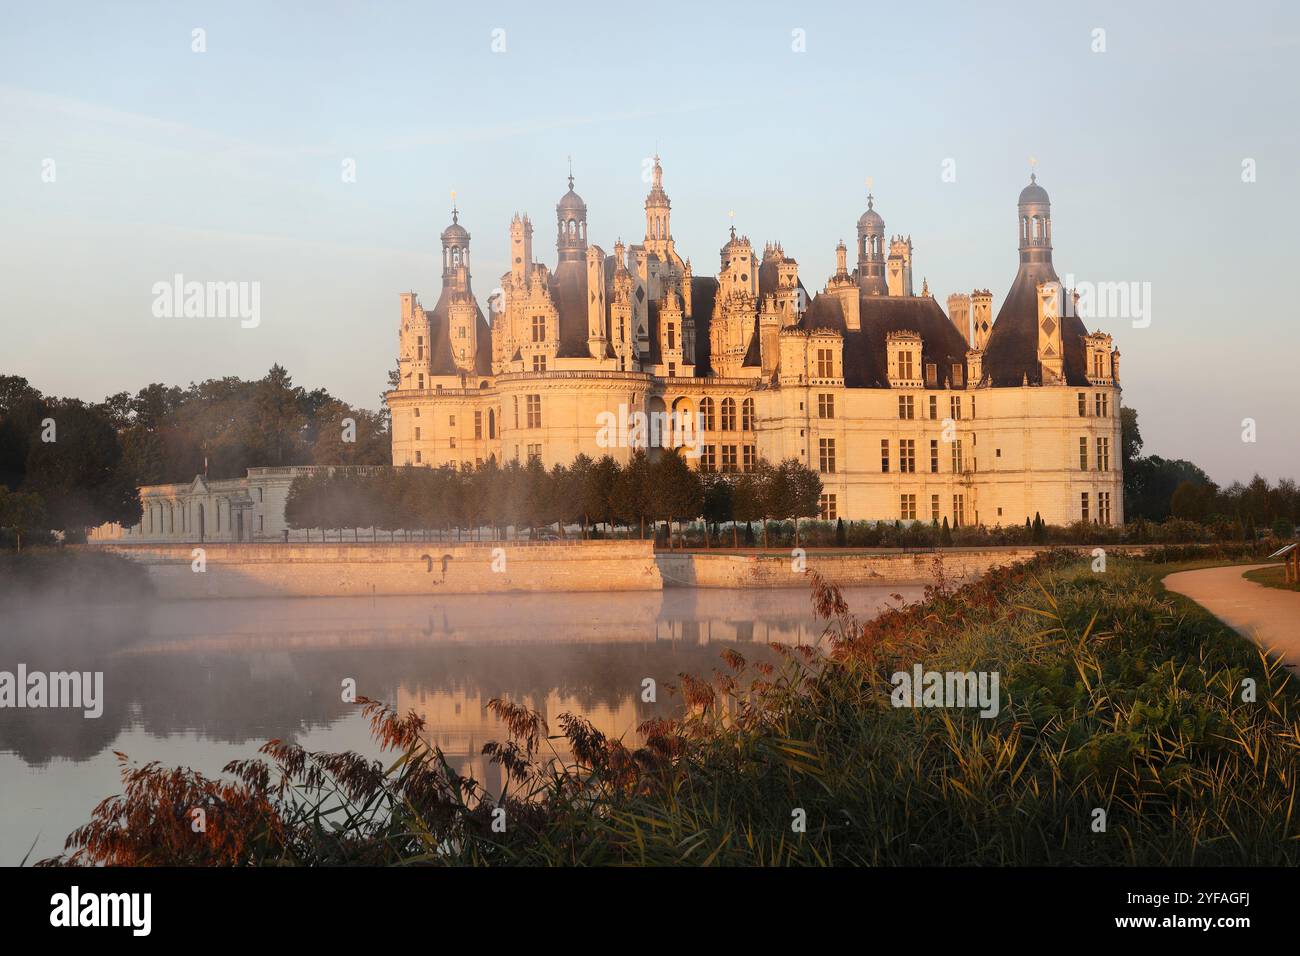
1 584 919 859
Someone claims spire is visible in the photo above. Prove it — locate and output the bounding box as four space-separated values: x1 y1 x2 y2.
567 155 574 192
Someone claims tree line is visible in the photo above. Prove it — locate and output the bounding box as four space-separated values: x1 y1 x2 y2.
0 365 388 543
284 451 824 548
1122 408 1298 535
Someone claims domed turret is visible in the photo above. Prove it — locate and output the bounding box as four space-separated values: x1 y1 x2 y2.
556 170 587 263
440 203 471 290
1017 173 1053 269
856 192 887 295
1018 175 1050 206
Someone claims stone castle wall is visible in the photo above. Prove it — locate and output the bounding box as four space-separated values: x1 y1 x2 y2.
93 541 1097 599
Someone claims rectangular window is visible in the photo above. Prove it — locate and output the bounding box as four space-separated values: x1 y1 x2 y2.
531 315 545 343
900 494 917 521
818 394 834 419
1079 437 1089 471
953 494 966 527
931 494 940 523
1099 491 1112 525
415 451 422 463
819 438 836 474
816 348 834 379
667 323 676 350
899 351 914 380
1081 492 1090 522
900 438 916 473
415 426 421 440
880 438 890 473
417 335 424 360
950 396 962 420
418 374 424 390
526 394 541 429
1097 436 1110 471
898 395 915 420
1094 393 1102 417
930 439 939 473
951 363 964 387
951 439 963 474
929 395 938 420
527 443 541 461
700 445 716 472
474 411 482 439
721 445 738 473
532 354 547 372
743 445 757 472
1078 392 1087 417
449 415 455 427
819 493 837 521
449 436 456 449
925 363 938 387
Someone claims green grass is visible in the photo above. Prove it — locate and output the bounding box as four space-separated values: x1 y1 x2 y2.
1244 564 1300 593
44 552 1300 867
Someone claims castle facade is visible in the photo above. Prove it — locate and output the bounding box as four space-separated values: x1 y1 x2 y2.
387 160 1123 528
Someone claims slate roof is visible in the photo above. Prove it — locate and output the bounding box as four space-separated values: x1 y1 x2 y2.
982 264 1091 387
799 292 970 387
424 286 492 377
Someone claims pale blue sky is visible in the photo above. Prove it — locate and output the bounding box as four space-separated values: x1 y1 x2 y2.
1 0 1297 483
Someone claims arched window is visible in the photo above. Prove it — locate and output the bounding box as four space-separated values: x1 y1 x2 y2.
741 398 755 430
699 397 715 431
720 398 736 431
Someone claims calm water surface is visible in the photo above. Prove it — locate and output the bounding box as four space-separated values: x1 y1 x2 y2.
0 584 920 863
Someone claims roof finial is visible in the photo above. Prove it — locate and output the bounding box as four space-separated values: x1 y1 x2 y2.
450 190 458 223
1029 155 1038 183
728 209 736 240
567 155 574 191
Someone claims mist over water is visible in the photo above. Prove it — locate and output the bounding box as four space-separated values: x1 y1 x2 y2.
0 583 921 863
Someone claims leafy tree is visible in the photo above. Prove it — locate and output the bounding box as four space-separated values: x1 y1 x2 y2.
615 450 653 539
22 399 141 535
731 469 767 548
585 455 621 536
0 486 47 551
701 473 734 548
310 403 390 466
651 449 703 549
773 457 822 546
